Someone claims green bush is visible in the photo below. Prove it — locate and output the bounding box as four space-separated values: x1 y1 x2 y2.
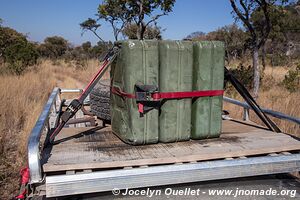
0 27 26 57
271 53 288 66
227 64 254 90
282 65 300 92
38 36 69 59
4 40 38 75
1 26 39 75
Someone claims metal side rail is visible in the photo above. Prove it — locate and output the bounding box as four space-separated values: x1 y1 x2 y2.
223 96 300 125
46 153 300 197
28 88 86 184
28 88 61 183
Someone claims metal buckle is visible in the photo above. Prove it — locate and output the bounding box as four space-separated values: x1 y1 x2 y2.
135 91 154 101
134 84 160 116
134 84 158 102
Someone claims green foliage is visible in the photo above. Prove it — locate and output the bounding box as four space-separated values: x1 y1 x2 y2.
63 41 110 62
251 2 300 59
98 0 125 17
186 1 300 66
282 65 300 92
187 24 248 62
123 23 162 39
279 2 300 42
251 4 285 41
0 26 38 75
80 18 100 32
125 0 175 17
0 27 26 57
90 41 111 58
230 0 290 48
271 53 288 66
4 40 38 75
94 0 175 40
208 24 248 61
98 0 130 40
184 31 205 40
38 36 69 59
228 64 254 90
80 18 105 42
0 22 107 74
82 41 92 52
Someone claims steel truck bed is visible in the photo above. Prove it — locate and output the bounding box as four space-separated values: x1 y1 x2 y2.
27 88 300 198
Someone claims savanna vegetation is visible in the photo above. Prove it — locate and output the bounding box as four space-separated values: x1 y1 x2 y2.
0 0 299 199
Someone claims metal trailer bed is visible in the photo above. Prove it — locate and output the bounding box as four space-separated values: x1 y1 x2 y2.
27 88 300 198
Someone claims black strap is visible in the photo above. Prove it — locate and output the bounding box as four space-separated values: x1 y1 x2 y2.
225 67 281 133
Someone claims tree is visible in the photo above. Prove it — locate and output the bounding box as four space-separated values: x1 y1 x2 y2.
251 3 289 68
83 0 174 41
0 26 26 58
271 2 300 58
96 0 175 40
247 2 300 66
91 41 112 58
82 41 92 52
185 25 248 62
206 24 248 62
39 36 69 59
123 23 163 39
80 18 105 42
184 31 206 40
282 65 300 92
4 40 38 75
98 0 129 41
229 0 281 98
0 26 38 75
124 0 175 40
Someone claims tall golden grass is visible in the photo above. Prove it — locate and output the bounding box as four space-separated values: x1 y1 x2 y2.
0 59 100 198
224 65 300 137
0 60 298 199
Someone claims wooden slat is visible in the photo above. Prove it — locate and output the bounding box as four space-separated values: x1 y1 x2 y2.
42 120 300 172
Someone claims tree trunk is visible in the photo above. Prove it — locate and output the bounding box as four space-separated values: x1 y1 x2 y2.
136 24 141 40
253 46 260 99
225 50 230 65
137 23 146 40
113 27 118 41
262 44 266 70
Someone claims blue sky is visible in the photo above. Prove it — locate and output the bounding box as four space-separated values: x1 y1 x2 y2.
0 0 234 46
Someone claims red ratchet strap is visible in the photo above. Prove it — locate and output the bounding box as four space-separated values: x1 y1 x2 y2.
20 167 30 184
112 86 223 115
152 90 224 100
112 86 224 100
15 167 30 199
111 87 135 98
78 59 109 100
15 190 26 200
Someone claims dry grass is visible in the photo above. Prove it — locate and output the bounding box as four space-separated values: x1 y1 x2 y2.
0 59 298 199
224 65 300 137
0 59 101 199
